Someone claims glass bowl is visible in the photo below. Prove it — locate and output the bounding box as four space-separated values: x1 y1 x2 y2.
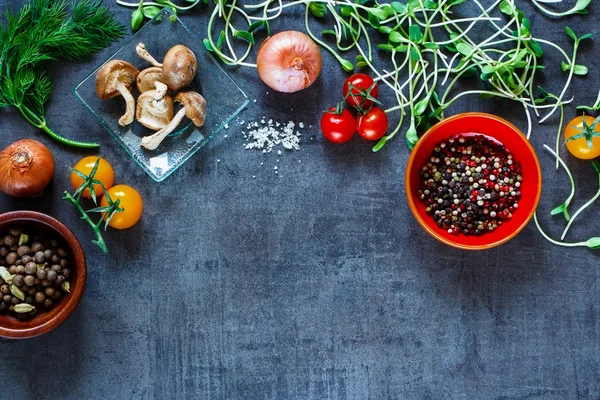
74 8 249 182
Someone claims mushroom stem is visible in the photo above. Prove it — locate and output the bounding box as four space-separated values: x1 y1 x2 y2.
136 43 163 67
140 108 186 150
116 80 136 126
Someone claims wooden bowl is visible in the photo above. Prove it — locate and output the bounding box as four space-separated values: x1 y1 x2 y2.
405 113 542 250
0 211 86 338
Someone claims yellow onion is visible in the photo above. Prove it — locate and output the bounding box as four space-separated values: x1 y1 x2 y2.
256 30 322 93
0 139 55 198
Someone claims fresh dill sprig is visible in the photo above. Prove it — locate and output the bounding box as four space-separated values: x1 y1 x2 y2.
0 0 126 148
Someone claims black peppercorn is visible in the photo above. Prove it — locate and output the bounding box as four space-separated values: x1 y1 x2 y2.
3 294 12 304
0 246 7 257
15 265 25 275
57 248 68 257
5 252 18 265
36 269 47 280
62 268 71 279
50 264 61 272
34 292 45 303
21 255 33 264
3 235 15 247
44 287 55 297
44 249 53 260
41 279 50 287
60 259 69 268
0 284 9 295
43 299 53 309
12 274 24 287
11 296 20 305
31 242 44 253
24 262 37 275
17 246 31 257
23 275 35 287
55 275 65 285
51 254 61 264
34 251 45 264
47 270 57 282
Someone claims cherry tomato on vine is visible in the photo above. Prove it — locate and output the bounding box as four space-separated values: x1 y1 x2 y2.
343 73 379 110
564 115 600 159
70 156 114 199
99 184 143 229
321 107 356 144
357 107 388 141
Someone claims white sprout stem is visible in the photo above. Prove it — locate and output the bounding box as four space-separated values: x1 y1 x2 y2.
561 166 600 240
543 144 576 217
539 42 578 124
116 0 198 10
533 213 586 247
530 0 581 17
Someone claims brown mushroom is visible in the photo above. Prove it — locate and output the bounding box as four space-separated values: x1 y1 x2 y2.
135 42 197 91
95 60 139 127
136 82 174 131
140 91 207 151
136 67 163 93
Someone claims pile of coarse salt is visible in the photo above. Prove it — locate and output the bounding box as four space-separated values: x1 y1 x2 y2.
242 118 303 153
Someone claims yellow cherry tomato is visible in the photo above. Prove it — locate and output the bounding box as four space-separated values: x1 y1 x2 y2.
100 184 143 229
564 115 600 159
70 156 115 199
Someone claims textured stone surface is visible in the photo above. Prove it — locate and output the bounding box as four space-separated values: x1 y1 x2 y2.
0 1 598 399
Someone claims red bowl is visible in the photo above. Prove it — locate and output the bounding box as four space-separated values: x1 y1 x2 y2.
405 113 542 250
0 211 86 338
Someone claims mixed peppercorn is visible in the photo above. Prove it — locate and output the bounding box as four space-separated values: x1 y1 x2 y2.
0 226 72 319
418 134 523 236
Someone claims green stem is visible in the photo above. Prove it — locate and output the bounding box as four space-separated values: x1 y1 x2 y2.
561 162 600 240
18 105 99 148
62 191 109 253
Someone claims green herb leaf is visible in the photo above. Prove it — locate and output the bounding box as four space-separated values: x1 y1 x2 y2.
456 42 473 56
369 8 388 20
217 30 225 49
499 1 514 15
248 20 265 33
377 44 394 52
131 8 144 31
340 59 354 72
585 237 600 249
409 25 423 43
14 304 35 313
234 30 254 45
528 39 544 58
390 2 407 14
309 2 327 18
565 26 577 42
203 39 215 52
389 31 404 44
142 6 162 19
378 26 392 35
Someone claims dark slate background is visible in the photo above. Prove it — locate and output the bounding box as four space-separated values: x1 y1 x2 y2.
0 1 598 399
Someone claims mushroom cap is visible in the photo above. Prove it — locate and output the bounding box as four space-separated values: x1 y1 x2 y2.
162 45 197 91
136 90 174 131
95 60 139 100
136 67 163 93
175 91 206 127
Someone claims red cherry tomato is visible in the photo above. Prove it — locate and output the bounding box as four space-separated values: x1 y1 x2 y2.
321 108 355 144
357 107 388 141
343 73 379 110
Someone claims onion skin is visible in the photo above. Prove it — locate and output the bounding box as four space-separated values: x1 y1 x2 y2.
0 139 55 198
256 30 322 93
